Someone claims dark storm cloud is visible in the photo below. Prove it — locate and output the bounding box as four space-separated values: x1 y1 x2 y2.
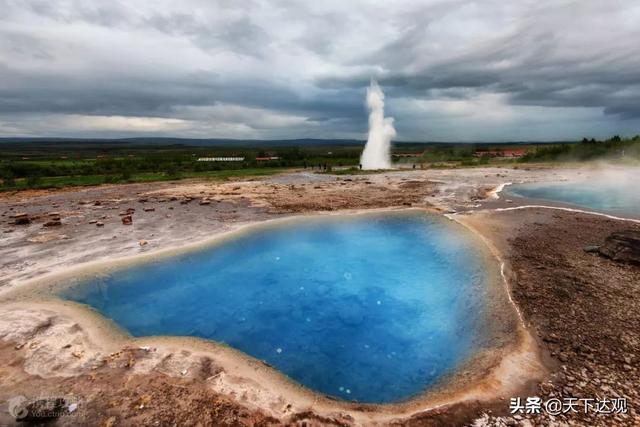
0 67 365 124
0 0 639 139
145 12 271 59
319 9 640 120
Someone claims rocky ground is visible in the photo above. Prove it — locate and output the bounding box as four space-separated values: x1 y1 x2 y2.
0 166 550 291
0 337 506 426
0 340 282 427
1 165 638 426
462 209 639 426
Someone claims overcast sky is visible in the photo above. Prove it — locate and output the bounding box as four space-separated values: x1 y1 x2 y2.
1 0 639 141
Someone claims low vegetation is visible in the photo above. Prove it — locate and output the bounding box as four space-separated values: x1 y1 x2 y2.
1 135 638 190
0 143 359 190
517 135 640 163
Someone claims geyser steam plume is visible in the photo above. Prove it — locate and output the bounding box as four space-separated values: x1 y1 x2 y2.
360 79 396 170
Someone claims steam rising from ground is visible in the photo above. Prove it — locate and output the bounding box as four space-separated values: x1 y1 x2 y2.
568 163 640 189
508 163 640 217
580 164 640 204
360 80 396 170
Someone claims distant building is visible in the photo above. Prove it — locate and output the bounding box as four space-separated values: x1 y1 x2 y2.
255 156 280 161
392 153 422 158
473 149 526 158
197 157 245 162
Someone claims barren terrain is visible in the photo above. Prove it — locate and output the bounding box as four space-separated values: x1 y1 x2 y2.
1 165 638 426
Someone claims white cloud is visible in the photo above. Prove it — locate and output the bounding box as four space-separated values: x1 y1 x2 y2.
0 0 639 140
60 115 190 132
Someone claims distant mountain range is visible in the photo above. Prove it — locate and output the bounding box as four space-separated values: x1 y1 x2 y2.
0 137 364 147
0 137 573 147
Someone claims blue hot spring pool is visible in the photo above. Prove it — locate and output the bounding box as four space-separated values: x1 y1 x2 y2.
505 180 640 216
61 213 492 403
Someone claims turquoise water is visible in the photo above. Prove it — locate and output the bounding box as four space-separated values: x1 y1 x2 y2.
506 181 640 216
61 213 490 403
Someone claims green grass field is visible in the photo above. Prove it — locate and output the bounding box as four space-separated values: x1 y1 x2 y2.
2 168 291 191
1 136 638 191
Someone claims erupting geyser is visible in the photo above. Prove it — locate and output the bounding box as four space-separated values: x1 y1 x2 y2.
360 79 396 170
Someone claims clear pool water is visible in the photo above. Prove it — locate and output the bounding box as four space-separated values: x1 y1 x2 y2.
61 213 490 403
505 181 640 216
